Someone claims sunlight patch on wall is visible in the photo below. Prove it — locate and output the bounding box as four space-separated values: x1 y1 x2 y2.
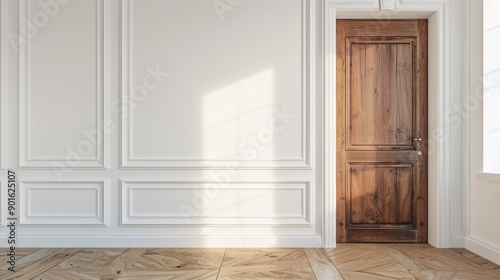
202 68 274 160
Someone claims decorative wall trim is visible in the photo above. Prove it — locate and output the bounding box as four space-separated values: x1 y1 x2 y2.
450 234 465 248
15 234 323 248
19 180 106 225
121 180 312 226
19 0 106 169
120 0 312 169
0 0 4 169
330 0 377 7
0 181 4 226
324 0 450 248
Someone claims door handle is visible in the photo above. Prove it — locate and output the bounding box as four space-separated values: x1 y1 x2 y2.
413 138 422 142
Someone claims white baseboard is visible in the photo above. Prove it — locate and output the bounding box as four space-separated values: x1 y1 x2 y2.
10 235 323 248
450 235 465 248
465 237 500 265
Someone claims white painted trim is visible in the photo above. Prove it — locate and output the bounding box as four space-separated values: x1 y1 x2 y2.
15 235 323 248
19 0 106 169
120 180 312 226
19 180 107 226
323 0 451 248
465 237 500 265
120 0 313 170
476 172 500 183
0 0 4 170
322 1 335 249
462 0 472 246
450 234 465 248
0 181 4 226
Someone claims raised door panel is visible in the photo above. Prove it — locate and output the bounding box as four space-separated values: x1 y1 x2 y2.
347 38 415 150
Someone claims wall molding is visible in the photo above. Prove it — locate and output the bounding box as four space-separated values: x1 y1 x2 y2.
0 0 5 169
120 0 313 170
121 180 312 226
19 180 106 225
15 234 323 248
0 181 4 226
450 234 465 248
19 0 106 169
323 0 450 248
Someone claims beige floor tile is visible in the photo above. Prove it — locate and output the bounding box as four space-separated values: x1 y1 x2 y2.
129 248 225 270
341 270 417 280
117 269 219 280
382 244 485 271
410 270 500 280
325 244 407 272
304 248 343 280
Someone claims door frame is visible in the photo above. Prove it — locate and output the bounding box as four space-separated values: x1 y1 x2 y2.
323 0 451 248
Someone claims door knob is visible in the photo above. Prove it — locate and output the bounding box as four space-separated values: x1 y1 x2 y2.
413 138 422 142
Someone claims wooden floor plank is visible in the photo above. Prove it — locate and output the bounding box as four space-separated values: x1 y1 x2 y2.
381 244 485 271
304 248 344 280
5 248 82 280
99 248 146 279
118 269 219 280
1 245 499 279
53 248 126 271
410 270 500 280
0 248 57 271
341 270 417 280
451 248 500 271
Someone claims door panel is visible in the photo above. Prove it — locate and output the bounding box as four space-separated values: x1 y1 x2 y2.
348 40 414 149
349 165 413 225
337 20 428 243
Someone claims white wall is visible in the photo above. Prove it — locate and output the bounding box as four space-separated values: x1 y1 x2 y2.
0 0 323 247
465 0 500 265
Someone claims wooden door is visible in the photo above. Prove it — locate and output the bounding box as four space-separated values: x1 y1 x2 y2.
336 20 428 243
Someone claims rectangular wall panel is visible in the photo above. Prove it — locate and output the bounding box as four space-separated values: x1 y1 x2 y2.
121 0 311 169
20 181 106 225
19 0 105 168
121 181 311 225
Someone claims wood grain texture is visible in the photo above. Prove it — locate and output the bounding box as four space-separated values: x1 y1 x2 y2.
100 248 147 279
325 244 407 272
1 245 499 279
337 19 428 243
381 244 485 271
54 248 126 271
128 249 225 270
304 248 343 280
218 249 316 280
6 248 82 280
452 248 500 271
336 19 348 243
410 270 500 280
118 269 219 280
341 270 417 280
